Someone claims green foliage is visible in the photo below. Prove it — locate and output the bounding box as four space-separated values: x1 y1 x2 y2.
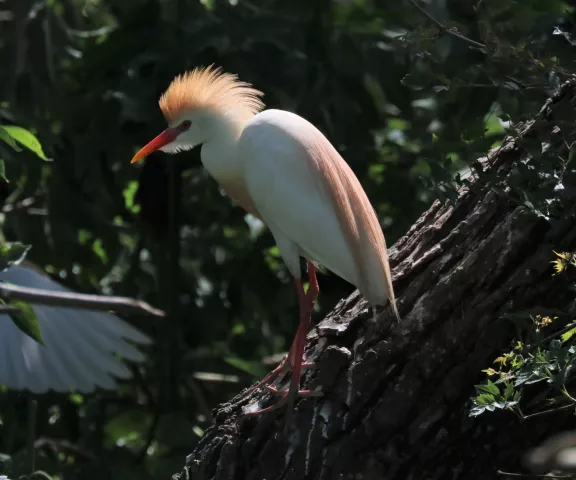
470 379 521 417
471 253 576 421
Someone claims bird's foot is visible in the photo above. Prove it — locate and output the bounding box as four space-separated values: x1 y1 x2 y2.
243 385 323 416
248 357 314 393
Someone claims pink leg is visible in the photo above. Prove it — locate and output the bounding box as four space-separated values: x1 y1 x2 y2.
283 261 319 429
247 323 303 392
244 262 320 425
248 273 315 393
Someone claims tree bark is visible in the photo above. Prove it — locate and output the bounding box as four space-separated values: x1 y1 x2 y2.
174 80 576 480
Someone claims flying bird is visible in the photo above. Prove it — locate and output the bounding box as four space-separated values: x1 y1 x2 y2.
0 262 151 393
130 66 399 422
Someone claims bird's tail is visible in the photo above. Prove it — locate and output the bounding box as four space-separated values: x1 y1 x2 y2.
372 297 401 323
389 296 401 322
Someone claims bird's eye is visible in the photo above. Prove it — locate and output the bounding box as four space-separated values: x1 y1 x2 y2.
180 120 191 130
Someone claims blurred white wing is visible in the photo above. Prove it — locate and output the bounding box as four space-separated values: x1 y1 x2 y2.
0 263 152 394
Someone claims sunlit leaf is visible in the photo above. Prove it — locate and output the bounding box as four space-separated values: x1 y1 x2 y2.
8 300 44 346
0 128 22 152
69 393 84 405
0 242 31 272
1 126 48 160
123 180 141 213
561 326 576 343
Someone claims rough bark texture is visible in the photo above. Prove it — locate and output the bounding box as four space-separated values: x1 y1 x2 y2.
174 80 576 480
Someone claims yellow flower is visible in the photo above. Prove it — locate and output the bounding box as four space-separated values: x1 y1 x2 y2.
552 251 576 275
554 251 572 260
483 368 497 376
552 258 566 274
494 356 508 365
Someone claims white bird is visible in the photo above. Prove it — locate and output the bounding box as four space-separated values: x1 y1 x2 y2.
0 262 151 394
130 66 399 422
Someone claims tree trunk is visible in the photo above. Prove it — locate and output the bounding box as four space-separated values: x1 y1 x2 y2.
173 80 576 480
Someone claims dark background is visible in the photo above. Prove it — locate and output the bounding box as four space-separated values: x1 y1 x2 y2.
0 0 575 478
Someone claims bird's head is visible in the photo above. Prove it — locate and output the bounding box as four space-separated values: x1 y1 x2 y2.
130 65 265 164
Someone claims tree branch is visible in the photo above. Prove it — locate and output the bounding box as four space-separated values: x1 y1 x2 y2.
409 0 486 50
0 304 23 314
0 282 165 317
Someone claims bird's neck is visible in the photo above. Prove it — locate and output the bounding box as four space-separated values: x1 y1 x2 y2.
200 118 260 216
200 121 243 182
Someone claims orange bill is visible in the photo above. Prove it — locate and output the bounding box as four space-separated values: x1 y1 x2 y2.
130 127 180 164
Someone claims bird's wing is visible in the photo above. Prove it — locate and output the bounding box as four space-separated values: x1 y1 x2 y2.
241 110 397 315
0 265 152 393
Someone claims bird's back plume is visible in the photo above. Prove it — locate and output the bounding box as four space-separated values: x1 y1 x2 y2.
306 128 400 321
159 65 265 126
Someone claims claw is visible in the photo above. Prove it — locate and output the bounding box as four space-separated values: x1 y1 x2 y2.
265 385 322 398
244 386 323 416
249 359 315 392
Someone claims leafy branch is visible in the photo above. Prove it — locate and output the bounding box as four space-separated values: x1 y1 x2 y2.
408 0 486 50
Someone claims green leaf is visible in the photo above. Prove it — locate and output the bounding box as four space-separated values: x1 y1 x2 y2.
0 127 23 152
9 300 44 346
475 393 496 406
0 159 8 183
561 326 576 343
69 393 84 405
122 180 141 213
475 380 500 396
0 242 31 272
503 381 516 399
1 125 49 160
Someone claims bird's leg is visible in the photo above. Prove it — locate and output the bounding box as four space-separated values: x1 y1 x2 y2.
247 324 301 392
248 268 317 393
283 261 319 429
244 262 321 422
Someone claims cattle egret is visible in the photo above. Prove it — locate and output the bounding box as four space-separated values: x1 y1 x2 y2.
0 262 151 393
130 66 399 422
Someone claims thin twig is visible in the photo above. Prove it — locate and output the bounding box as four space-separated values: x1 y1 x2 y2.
522 403 574 421
0 304 22 314
0 282 165 317
497 470 572 478
409 0 486 50
192 372 241 383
